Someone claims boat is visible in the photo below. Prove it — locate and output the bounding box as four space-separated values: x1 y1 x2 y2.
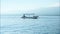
21 14 38 19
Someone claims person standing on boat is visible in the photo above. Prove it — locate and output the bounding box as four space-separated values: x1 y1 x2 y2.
22 14 25 18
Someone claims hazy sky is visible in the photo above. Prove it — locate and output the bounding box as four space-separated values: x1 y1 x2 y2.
1 0 60 14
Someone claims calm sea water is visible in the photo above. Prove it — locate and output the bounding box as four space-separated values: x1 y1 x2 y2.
0 16 60 34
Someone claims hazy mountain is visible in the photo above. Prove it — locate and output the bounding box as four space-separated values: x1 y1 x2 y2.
1 7 60 16
34 7 60 16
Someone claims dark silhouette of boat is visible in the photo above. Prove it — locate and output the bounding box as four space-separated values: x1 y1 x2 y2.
21 14 38 19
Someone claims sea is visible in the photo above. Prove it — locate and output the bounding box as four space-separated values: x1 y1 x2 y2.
0 16 60 34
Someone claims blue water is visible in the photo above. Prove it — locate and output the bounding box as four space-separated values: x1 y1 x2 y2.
0 16 60 34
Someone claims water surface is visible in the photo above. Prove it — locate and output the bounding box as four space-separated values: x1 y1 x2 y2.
0 16 60 34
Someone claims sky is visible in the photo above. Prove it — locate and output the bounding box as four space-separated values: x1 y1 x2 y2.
1 0 60 15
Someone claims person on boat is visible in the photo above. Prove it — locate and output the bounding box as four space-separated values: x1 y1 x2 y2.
22 14 26 18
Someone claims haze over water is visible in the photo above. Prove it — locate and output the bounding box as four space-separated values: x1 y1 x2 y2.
0 0 60 34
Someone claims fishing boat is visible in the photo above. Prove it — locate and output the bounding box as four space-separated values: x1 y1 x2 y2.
21 14 38 19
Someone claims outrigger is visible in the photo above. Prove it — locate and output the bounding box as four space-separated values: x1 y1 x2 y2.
21 14 38 19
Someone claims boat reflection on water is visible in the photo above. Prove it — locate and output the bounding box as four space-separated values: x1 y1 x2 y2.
21 13 39 19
